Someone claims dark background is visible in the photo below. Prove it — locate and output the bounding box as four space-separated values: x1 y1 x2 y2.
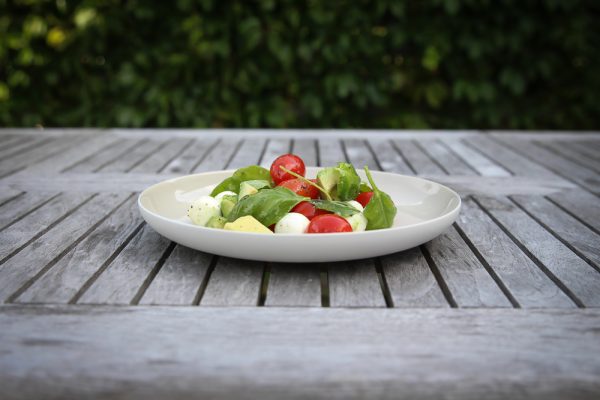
1 0 599 129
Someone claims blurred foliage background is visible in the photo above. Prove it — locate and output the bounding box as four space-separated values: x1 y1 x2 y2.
1 0 599 129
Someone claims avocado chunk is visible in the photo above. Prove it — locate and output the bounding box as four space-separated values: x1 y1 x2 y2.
206 216 227 229
238 180 270 200
317 167 340 193
224 215 273 234
220 194 238 218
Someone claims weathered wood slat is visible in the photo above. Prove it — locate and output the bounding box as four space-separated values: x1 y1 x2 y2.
564 140 600 163
0 189 22 207
200 257 265 306
0 136 85 178
424 226 512 308
393 140 446 174
511 196 600 271
129 138 193 173
192 137 240 173
475 195 600 307
0 136 48 160
291 138 317 166
547 190 600 234
0 193 130 302
260 139 291 168
441 138 511 176
20 134 119 175
65 139 139 173
457 198 574 308
0 192 59 231
0 134 27 148
265 264 322 307
317 138 344 167
343 139 380 170
380 248 449 307
466 136 556 177
228 138 267 169
418 139 476 175
162 138 218 174
140 245 213 305
493 136 600 192
0 193 91 262
15 197 143 304
536 141 600 174
76 224 172 305
98 139 164 173
2 305 599 400
327 260 386 307
367 138 414 175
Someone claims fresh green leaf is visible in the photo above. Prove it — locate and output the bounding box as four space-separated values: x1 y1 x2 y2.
335 162 361 201
227 187 308 227
310 199 360 217
359 182 372 193
210 165 271 196
363 166 397 230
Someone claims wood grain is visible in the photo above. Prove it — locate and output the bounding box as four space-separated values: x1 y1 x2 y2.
367 138 414 174
16 197 143 304
328 260 386 307
260 139 291 168
393 140 446 174
265 264 322 307
0 193 130 302
475 195 600 307
441 138 511 176
200 257 265 306
291 138 317 166
1 305 599 400
457 197 574 308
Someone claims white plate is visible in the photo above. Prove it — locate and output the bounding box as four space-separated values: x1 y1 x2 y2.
138 167 461 262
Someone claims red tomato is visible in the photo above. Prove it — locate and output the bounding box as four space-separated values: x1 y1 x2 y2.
291 201 331 220
356 191 374 208
278 179 320 199
307 214 353 233
270 154 306 185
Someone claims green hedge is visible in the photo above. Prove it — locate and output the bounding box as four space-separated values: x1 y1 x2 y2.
1 0 598 129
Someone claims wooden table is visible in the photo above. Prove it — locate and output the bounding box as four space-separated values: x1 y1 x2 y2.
1 129 599 399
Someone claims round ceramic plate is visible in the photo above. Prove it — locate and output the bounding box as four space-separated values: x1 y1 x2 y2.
138 167 461 262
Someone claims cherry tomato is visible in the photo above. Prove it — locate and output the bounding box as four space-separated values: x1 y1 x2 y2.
278 178 320 199
307 214 353 233
291 201 331 220
356 191 374 208
270 154 306 185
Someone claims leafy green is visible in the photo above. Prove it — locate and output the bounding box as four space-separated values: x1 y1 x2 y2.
335 162 361 201
210 166 271 196
310 200 360 217
242 180 271 190
227 187 308 227
363 166 397 230
359 182 372 193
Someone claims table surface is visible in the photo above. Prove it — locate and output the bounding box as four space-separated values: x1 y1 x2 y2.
0 129 599 399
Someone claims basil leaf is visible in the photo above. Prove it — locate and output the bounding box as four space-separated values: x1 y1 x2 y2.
210 165 271 196
243 180 271 190
310 200 360 217
335 162 361 201
227 187 308 227
363 167 397 230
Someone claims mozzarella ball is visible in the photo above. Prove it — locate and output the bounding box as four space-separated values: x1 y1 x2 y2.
346 200 364 212
215 191 237 202
345 212 368 232
275 212 310 234
188 196 221 226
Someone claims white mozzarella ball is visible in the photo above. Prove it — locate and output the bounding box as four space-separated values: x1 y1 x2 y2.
345 212 368 232
215 191 237 202
188 196 221 226
346 200 364 212
275 212 310 234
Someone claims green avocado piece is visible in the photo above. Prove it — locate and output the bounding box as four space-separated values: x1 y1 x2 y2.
206 215 227 229
220 195 238 218
238 180 270 200
317 167 340 193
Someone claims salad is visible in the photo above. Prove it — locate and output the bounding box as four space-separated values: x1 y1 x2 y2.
187 153 397 234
